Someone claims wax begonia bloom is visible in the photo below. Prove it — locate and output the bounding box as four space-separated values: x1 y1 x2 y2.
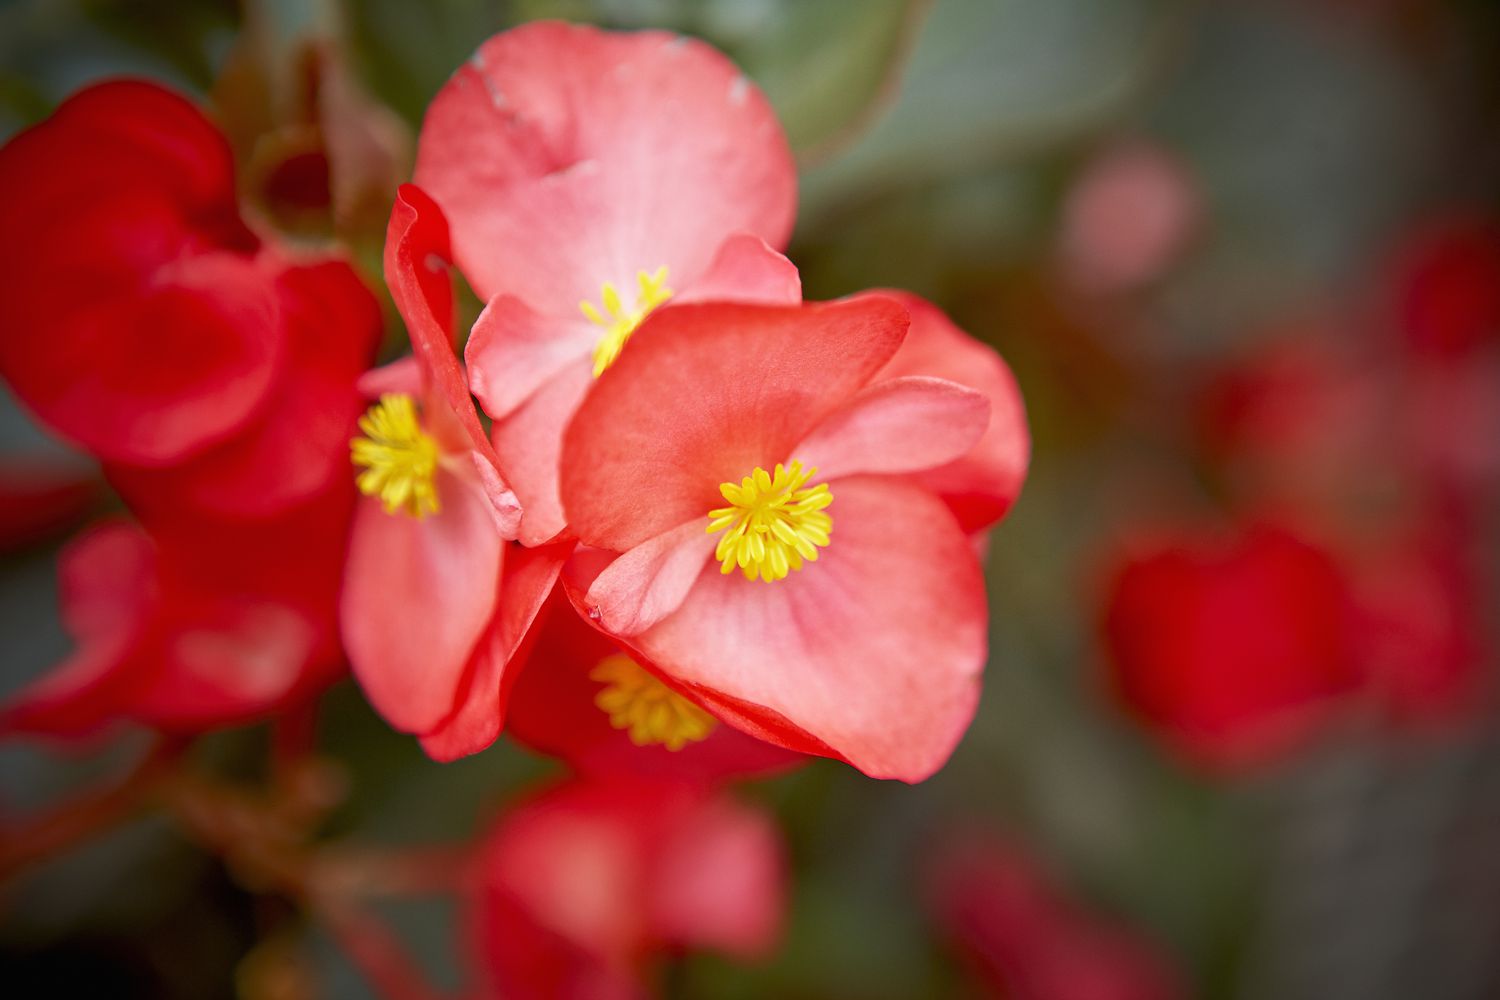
0 80 269 466
3 499 351 737
871 291 1030 534
467 778 783 1000
106 257 382 520
413 21 799 544
506 591 806 784
1100 523 1360 773
557 297 994 782
926 833 1186 1000
0 79 384 519
341 185 562 760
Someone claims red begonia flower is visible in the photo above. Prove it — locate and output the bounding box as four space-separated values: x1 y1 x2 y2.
1391 212 1500 359
0 80 274 467
106 256 382 519
1346 527 1485 726
1100 523 1360 773
3 498 351 737
870 291 1030 534
467 778 783 1000
925 833 1186 1000
506 590 805 783
557 297 994 782
341 185 561 759
0 79 384 520
413 21 799 543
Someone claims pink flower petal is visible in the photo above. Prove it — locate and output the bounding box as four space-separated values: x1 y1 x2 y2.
631 477 987 782
414 21 796 307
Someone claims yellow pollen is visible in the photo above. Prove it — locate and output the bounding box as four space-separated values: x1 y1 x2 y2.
590 654 716 750
579 266 673 376
707 461 833 583
350 393 440 518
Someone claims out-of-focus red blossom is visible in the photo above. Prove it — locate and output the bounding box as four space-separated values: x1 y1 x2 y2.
3 495 351 737
1100 523 1360 772
1391 213 1500 359
0 457 100 553
506 591 806 784
340 186 564 763
1345 528 1485 726
1197 332 1392 519
417 20 800 545
558 296 1007 781
1056 139 1200 294
467 778 783 1000
106 258 382 522
925 834 1185 1000
0 79 381 519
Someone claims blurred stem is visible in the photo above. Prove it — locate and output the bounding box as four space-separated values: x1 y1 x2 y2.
157 762 464 1000
0 735 186 879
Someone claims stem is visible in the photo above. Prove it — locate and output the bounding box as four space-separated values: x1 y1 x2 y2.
0 736 184 880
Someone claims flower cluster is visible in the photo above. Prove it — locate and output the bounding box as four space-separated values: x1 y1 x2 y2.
0 21 1028 996
341 21 1030 784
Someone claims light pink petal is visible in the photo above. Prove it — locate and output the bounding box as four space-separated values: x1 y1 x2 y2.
340 470 501 734
677 234 802 306
466 294 595 421
358 355 422 398
631 477 988 782
796 376 990 481
415 22 796 309
491 363 593 546
584 521 715 637
420 540 570 761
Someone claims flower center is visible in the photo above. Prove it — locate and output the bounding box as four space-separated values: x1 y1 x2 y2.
579 266 673 376
707 461 833 582
590 654 716 750
350 393 440 518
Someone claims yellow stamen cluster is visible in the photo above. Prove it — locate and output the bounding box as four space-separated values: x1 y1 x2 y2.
350 393 440 518
580 266 673 376
707 461 833 582
590 654 716 750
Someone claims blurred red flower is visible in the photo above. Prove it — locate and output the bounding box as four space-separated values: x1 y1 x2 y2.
3 496 351 737
558 296 995 781
1392 212 1500 360
467 778 783 1000
926 833 1185 1000
0 80 381 519
415 20 800 545
1100 523 1360 772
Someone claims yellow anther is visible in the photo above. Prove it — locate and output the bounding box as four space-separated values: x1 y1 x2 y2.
350 393 440 518
707 461 833 583
579 266 673 376
590 654 716 750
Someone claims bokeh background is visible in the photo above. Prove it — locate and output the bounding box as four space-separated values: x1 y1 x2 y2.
2 0 1498 997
